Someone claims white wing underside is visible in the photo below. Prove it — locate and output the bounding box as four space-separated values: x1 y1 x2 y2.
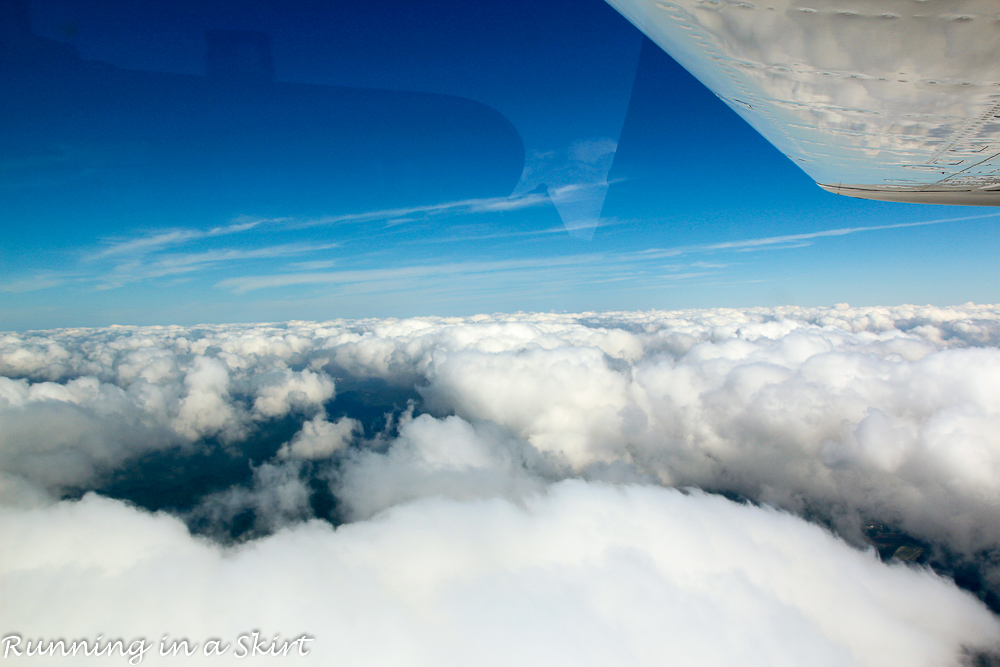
605 0 1000 205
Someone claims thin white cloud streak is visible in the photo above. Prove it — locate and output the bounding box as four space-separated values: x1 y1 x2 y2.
292 191 553 229
0 273 75 294
636 211 1000 258
93 230 203 259
211 211 998 298
3 191 563 294
96 243 339 289
289 259 339 271
2 219 281 294
285 181 610 230
409 216 632 247
91 219 263 260
213 253 716 297
215 256 601 294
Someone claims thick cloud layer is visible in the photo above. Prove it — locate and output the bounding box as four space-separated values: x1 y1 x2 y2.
3 484 998 666
3 304 1000 663
0 325 334 496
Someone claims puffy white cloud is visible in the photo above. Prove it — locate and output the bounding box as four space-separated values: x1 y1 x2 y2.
173 355 239 441
251 368 335 420
0 375 178 492
390 306 1000 560
186 461 314 540
334 412 550 521
278 414 361 461
4 307 1000 540
0 324 340 494
4 303 1000 658
2 483 997 666
422 345 631 467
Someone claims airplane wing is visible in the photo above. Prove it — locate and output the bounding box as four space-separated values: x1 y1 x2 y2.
604 0 1000 205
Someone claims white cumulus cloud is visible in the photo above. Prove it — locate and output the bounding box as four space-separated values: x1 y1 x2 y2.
2 483 997 666
3 304 1000 664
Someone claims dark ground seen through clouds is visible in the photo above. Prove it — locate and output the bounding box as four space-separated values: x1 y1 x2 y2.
3 305 1000 662
78 375 422 539
83 407 1000 615
61 371 998 615
91 437 1000 617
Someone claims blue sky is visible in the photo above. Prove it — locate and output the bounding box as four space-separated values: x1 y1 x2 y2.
2 0 999 330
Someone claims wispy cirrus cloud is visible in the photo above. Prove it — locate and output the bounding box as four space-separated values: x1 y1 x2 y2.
10 209 989 300
216 256 598 294
214 252 720 297
635 211 1000 259
0 272 77 294
3 235 337 294
286 189 555 229
97 242 339 289
91 218 265 260
72 180 605 291
268 180 617 232
210 210 1000 299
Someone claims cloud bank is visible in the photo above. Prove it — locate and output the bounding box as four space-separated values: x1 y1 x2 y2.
4 483 997 666
3 304 1000 664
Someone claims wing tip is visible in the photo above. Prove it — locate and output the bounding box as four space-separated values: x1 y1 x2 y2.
818 183 1000 207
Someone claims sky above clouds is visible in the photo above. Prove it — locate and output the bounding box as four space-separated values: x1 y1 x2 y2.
3 0 1000 330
